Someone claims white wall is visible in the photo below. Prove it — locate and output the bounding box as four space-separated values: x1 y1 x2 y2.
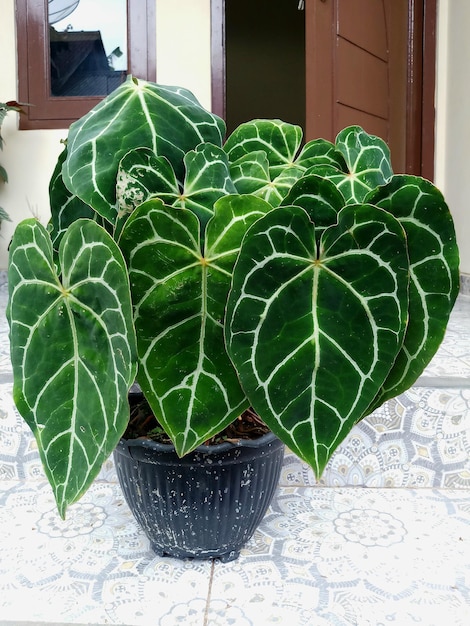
0 0 211 270
156 0 211 107
435 0 470 275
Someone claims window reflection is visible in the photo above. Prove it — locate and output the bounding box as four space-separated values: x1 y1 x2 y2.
48 0 127 97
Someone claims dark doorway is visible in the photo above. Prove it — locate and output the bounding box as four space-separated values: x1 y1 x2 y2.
213 0 305 137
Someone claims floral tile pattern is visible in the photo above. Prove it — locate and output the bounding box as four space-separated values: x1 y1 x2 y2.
282 386 470 489
0 480 212 625
3 382 469 489
209 488 470 626
0 276 469 625
2 383 470 489
1 480 469 626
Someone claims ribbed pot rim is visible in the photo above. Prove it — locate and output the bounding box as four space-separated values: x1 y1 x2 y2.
117 429 280 457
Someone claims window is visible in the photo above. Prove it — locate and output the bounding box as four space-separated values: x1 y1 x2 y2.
16 0 156 129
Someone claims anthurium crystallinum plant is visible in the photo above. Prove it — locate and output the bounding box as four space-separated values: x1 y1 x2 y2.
7 76 460 520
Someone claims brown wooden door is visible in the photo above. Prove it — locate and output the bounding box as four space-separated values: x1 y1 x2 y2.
211 0 436 178
305 0 435 176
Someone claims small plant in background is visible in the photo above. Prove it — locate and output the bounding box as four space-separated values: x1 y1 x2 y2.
0 100 26 224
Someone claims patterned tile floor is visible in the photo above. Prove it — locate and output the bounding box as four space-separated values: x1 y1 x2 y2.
0 273 469 625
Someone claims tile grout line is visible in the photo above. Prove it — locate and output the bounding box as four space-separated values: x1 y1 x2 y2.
203 559 216 626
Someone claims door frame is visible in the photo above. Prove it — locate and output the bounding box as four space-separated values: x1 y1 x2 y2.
211 0 436 179
211 0 226 121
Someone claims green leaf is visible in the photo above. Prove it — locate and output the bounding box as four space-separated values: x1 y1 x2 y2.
229 150 305 207
63 76 225 222
7 218 137 517
296 138 347 171
307 126 393 204
226 204 409 477
224 119 303 177
119 195 272 456
262 166 306 206
229 150 271 194
48 146 109 256
178 143 237 229
0 164 8 183
116 147 179 218
365 175 460 410
116 143 236 234
280 174 345 244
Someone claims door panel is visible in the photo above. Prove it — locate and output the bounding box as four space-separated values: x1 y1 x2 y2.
338 0 388 60
337 104 388 140
336 37 390 120
306 0 410 172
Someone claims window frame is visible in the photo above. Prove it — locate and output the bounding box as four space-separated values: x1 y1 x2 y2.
16 0 156 130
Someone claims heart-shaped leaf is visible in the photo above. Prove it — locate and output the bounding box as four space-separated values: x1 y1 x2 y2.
224 119 303 178
365 175 460 410
296 138 347 171
229 150 271 194
307 126 393 204
116 143 236 234
119 195 272 455
7 219 137 517
226 204 409 477
280 174 345 245
62 76 226 222
179 143 237 229
230 151 304 206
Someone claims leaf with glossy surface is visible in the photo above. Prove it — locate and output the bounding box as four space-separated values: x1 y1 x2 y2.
117 143 236 234
296 138 347 171
280 174 345 244
63 76 225 222
307 127 393 204
119 195 271 455
230 150 304 206
178 143 237 229
116 147 179 217
226 204 409 477
365 175 460 411
224 119 303 177
229 150 271 194
7 219 137 517
48 147 110 257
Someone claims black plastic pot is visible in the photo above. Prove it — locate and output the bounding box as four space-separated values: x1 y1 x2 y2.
113 431 284 562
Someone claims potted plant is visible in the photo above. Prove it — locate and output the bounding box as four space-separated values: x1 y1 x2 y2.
7 77 460 561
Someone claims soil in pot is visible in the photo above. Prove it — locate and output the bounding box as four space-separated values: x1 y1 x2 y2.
125 393 271 445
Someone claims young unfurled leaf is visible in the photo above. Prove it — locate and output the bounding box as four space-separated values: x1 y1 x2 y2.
307 126 393 204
